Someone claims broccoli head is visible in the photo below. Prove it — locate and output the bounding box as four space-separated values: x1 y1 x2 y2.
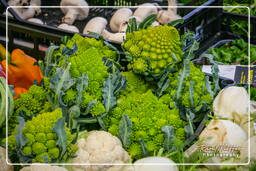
123 25 183 76
105 90 186 159
9 109 77 163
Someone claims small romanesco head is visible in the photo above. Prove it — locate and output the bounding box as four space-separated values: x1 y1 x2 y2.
10 109 77 163
123 25 183 76
168 62 213 111
104 90 186 160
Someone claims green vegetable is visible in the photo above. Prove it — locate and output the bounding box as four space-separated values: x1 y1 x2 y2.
208 39 256 64
123 25 183 76
104 73 186 159
9 109 77 163
162 62 213 112
9 85 51 134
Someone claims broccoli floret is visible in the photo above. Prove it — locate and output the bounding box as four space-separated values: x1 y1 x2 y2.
123 25 183 76
9 109 77 163
104 90 185 159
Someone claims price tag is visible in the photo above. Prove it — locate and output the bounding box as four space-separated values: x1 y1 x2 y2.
202 65 256 84
234 66 256 84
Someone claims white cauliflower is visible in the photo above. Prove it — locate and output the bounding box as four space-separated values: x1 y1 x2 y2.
72 131 130 171
0 147 13 171
20 165 67 171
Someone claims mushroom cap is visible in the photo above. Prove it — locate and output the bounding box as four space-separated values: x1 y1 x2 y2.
58 23 79 33
83 17 107 35
110 8 133 32
27 18 44 24
60 0 89 20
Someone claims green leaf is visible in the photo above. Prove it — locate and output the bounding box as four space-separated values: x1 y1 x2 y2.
15 117 27 150
175 59 190 101
118 115 132 149
44 45 59 77
68 105 81 130
97 116 107 131
167 19 184 27
103 72 126 113
189 81 195 107
161 126 176 153
139 139 148 157
184 111 195 137
62 43 78 56
205 76 214 98
61 36 70 44
138 14 157 30
126 17 138 33
75 75 88 105
53 118 67 157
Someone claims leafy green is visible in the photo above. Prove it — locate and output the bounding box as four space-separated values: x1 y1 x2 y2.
53 118 67 157
118 115 132 149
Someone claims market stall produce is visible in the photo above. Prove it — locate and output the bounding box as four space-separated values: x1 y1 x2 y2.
0 0 255 170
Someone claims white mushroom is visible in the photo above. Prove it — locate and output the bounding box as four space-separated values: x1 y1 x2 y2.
83 17 126 44
58 23 79 33
157 0 181 25
27 18 44 24
133 3 159 24
110 8 133 33
60 0 89 24
213 86 249 127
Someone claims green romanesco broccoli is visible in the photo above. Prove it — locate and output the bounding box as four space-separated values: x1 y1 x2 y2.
9 109 77 163
123 25 183 76
9 85 52 133
164 62 213 111
57 34 118 116
104 90 186 159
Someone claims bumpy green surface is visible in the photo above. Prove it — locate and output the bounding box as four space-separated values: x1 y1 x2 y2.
9 109 77 163
9 85 52 133
61 34 117 116
104 73 185 159
164 62 212 111
123 25 183 75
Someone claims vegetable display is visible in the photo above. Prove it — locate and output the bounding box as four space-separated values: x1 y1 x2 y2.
208 39 256 64
1 5 255 170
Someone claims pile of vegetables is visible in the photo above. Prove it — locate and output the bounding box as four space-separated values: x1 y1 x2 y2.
207 39 256 64
0 13 255 171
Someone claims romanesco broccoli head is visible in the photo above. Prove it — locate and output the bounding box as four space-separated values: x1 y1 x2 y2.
105 90 186 159
123 25 183 76
9 109 77 163
168 62 213 111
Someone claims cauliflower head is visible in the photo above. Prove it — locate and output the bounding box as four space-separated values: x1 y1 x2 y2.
9 109 77 163
20 165 67 171
123 25 183 76
0 147 13 171
104 90 186 159
166 62 213 111
72 131 130 171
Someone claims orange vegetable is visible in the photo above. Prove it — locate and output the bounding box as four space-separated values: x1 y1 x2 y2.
14 87 28 99
1 49 43 89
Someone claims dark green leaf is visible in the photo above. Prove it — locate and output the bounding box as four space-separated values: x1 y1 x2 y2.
53 118 67 157
205 76 214 98
104 41 121 62
76 75 88 105
161 126 176 153
61 36 70 44
118 115 132 149
184 111 195 137
139 139 148 157
62 43 78 56
97 116 107 131
167 19 184 27
44 45 59 77
15 117 27 150
103 72 126 113
126 17 138 33
138 14 157 30
83 101 96 116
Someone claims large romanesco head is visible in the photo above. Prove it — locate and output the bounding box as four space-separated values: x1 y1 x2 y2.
9 109 77 163
164 62 213 111
123 25 183 76
104 90 186 160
